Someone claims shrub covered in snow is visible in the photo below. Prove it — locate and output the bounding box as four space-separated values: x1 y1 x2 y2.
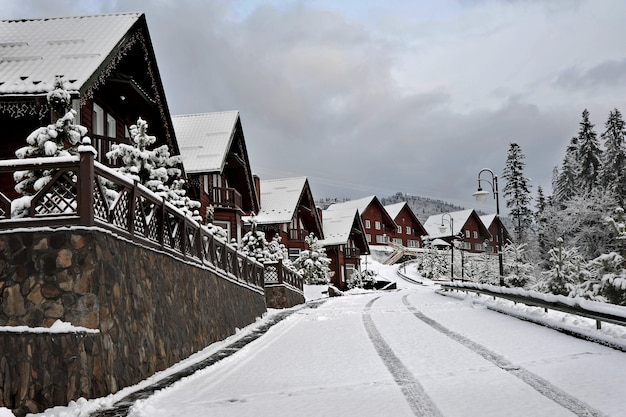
106 118 201 222
292 233 331 285
13 79 88 217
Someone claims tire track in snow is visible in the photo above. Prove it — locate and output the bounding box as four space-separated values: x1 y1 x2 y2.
363 297 444 417
401 295 608 417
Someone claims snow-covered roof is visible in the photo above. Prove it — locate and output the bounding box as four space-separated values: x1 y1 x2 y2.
172 111 239 174
423 209 474 239
254 177 308 225
480 214 497 229
319 207 360 247
384 202 406 220
326 195 375 214
0 13 142 94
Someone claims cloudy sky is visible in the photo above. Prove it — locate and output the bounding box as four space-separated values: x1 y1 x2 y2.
4 0 626 212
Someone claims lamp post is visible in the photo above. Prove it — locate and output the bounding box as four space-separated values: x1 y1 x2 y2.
439 213 454 281
473 168 504 286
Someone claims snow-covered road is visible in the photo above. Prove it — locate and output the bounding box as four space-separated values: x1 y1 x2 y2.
122 282 626 417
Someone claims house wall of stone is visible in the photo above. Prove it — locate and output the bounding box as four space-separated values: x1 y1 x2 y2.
0 228 267 415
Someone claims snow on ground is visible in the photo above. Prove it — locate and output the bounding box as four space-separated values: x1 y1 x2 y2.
22 261 626 417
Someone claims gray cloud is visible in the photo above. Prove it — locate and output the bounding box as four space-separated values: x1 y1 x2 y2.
3 0 626 213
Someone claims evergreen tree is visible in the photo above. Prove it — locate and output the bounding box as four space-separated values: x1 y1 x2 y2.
239 214 267 260
537 238 587 296
106 118 201 221
576 109 602 194
599 109 626 204
502 242 535 288
13 80 88 217
554 137 579 203
293 233 331 285
14 79 87 197
502 142 533 241
534 186 551 264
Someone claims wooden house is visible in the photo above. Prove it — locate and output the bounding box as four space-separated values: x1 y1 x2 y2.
326 196 397 246
423 209 491 254
0 13 178 197
384 202 427 248
319 208 369 290
479 214 512 254
172 111 259 241
252 177 323 261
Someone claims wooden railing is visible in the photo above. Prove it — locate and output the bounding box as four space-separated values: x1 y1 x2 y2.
344 247 360 258
211 186 242 211
0 142 264 290
288 228 308 242
440 282 626 330
263 259 303 292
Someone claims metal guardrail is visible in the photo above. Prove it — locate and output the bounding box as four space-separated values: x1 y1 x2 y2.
439 282 626 330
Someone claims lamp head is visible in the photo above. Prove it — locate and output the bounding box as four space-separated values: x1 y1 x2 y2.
473 188 490 202
438 223 448 233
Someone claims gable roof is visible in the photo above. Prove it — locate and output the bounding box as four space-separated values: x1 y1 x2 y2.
384 201 427 233
423 209 475 239
479 214 496 229
172 111 240 174
327 195 397 228
384 202 406 219
254 177 309 224
326 195 375 213
319 207 363 246
0 13 143 95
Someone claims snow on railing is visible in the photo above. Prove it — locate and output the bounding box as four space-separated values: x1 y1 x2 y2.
0 145 264 290
440 281 626 330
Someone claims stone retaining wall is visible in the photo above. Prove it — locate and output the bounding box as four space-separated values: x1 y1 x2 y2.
265 284 305 309
0 228 267 415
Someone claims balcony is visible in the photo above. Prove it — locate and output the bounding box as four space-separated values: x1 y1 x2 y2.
211 187 242 211
344 248 360 259
288 228 308 242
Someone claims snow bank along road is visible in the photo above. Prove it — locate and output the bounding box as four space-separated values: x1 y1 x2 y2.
125 287 626 417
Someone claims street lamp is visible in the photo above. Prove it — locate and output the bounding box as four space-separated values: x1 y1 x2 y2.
439 213 454 281
473 168 504 286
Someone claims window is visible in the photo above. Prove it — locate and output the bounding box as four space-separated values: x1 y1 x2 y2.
106 114 116 138
465 230 470 238
397 225 402 234
485 246 494 253
365 233 371 243
214 220 231 241
393 238 402 245
406 226 411 235
376 234 388 244
365 220 371 229
473 231 478 239
474 243 484 251
288 248 301 262
408 240 420 248
375 221 381 230
462 242 471 250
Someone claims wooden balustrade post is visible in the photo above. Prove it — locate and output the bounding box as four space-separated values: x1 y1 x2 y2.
277 259 284 284
78 138 96 226
128 180 138 237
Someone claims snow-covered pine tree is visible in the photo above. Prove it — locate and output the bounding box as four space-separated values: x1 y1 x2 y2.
571 252 626 305
106 118 201 221
264 233 289 263
576 109 602 194
14 79 85 194
502 242 535 288
502 142 533 242
599 109 626 205
239 214 267 260
293 233 331 285
537 238 587 296
13 79 88 216
553 137 579 204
